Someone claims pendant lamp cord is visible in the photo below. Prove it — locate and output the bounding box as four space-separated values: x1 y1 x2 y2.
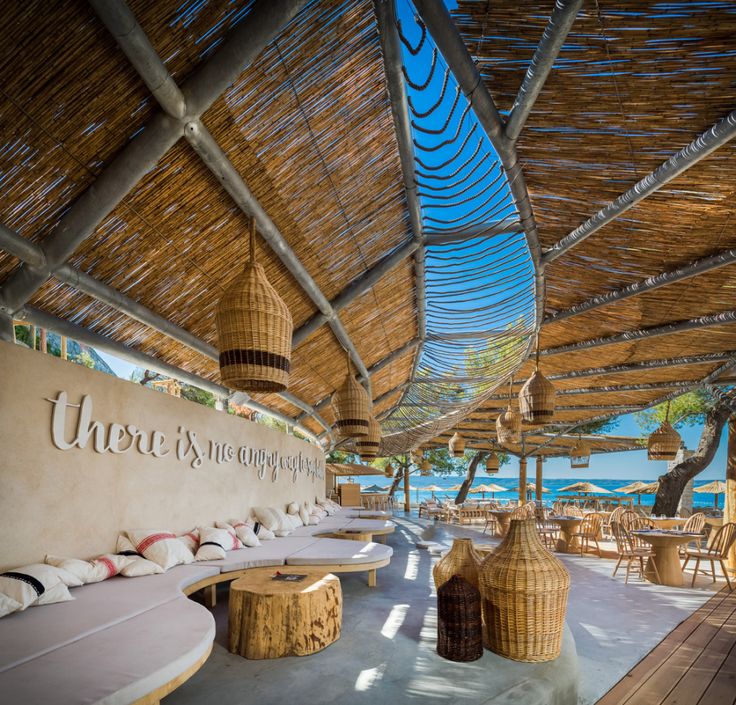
535 330 541 370
249 218 257 265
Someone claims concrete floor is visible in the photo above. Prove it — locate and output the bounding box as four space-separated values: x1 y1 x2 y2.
165 513 724 705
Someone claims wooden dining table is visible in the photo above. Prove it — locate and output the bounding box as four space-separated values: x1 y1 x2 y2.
551 516 583 553
489 509 514 537
631 530 703 587
649 517 687 530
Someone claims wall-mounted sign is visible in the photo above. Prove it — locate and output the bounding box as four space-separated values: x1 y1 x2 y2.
47 391 324 482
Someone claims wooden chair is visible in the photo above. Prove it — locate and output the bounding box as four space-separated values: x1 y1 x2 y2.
483 508 498 535
603 505 626 539
566 506 584 518
611 523 661 584
682 522 736 590
620 510 641 531
679 512 706 555
536 508 557 550
570 513 603 557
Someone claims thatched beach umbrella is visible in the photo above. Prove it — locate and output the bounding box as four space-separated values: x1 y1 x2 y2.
470 483 507 499
694 480 727 508
559 482 611 495
423 484 444 499
616 480 650 504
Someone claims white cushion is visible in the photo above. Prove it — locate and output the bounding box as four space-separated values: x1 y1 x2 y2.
195 537 320 572
114 535 164 577
0 594 21 618
0 564 74 611
44 556 92 586
286 501 300 515
177 528 200 553
308 513 321 525
245 517 275 540
299 503 310 525
126 530 194 571
195 527 242 561
89 554 136 582
252 507 293 535
217 520 261 548
285 538 393 566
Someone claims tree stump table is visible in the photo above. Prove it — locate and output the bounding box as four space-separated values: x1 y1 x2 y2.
229 567 342 659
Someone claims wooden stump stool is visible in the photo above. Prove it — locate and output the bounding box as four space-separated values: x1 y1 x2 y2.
229 567 342 659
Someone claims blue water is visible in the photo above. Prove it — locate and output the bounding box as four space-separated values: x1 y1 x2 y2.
378 476 723 509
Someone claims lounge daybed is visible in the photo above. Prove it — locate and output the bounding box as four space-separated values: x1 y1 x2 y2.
0 511 394 704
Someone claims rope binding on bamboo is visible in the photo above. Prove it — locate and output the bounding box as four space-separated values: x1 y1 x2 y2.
216 218 293 392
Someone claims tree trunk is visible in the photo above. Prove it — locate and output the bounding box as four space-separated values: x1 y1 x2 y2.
388 464 404 498
455 452 486 505
652 402 733 516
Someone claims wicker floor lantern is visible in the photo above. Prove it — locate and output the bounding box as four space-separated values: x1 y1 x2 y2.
448 432 465 458
519 339 556 424
648 401 681 460
437 576 483 662
569 436 591 469
433 538 481 589
496 379 522 444
356 415 381 461
216 219 293 392
479 518 570 662
333 352 370 439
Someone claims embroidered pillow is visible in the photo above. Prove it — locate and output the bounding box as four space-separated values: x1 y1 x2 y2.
195 527 242 560
217 520 261 548
126 530 194 571
245 517 275 540
252 507 293 536
0 564 75 610
115 535 164 577
89 554 134 582
177 528 200 554
44 556 94 586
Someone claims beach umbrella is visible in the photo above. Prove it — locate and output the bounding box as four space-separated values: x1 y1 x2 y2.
362 484 388 493
559 482 611 495
470 483 506 499
423 484 444 499
615 480 650 504
694 480 727 508
510 483 550 494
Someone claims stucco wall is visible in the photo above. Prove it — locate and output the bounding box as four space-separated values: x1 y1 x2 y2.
0 342 325 570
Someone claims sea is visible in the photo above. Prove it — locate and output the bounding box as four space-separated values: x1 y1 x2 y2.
370 476 724 510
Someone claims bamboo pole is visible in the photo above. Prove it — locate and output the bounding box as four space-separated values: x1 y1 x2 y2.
726 418 736 574
403 461 411 513
535 456 544 502
518 457 527 505
60 335 67 360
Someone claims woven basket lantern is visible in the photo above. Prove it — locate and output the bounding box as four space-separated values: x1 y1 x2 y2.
479 518 570 662
519 343 556 424
448 432 465 458
216 220 293 392
569 437 591 469
437 576 483 663
384 462 395 478
648 401 681 461
485 453 499 473
333 353 371 439
356 415 381 461
496 379 522 445
420 459 432 476
433 538 482 589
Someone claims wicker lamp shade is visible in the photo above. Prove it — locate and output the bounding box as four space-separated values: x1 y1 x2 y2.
569 438 591 469
448 432 465 458
648 421 681 460
496 405 522 445
384 462 395 478
479 518 570 662
333 354 371 439
437 576 483 663
356 415 381 461
518 341 555 424
485 453 499 473
433 538 481 589
216 220 293 392
420 459 432 476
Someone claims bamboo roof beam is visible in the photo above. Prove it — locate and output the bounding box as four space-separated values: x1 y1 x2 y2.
17 306 321 444
545 247 736 324
479 380 696 403
0 0 308 317
541 310 736 356
542 109 736 264
504 0 583 143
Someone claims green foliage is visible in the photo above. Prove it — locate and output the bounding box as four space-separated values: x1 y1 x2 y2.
325 449 361 464
181 385 216 409
575 417 621 435
418 446 510 476
74 350 96 369
635 390 713 434
254 412 287 432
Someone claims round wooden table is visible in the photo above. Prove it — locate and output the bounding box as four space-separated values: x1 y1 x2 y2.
229 567 342 659
649 517 686 530
489 510 514 537
317 525 394 544
552 516 583 553
631 531 702 587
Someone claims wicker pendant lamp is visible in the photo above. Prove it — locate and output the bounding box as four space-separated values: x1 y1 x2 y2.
333 351 371 439
356 415 381 461
420 458 432 475
216 218 293 392
519 335 555 424
648 401 681 461
448 432 465 458
496 379 522 445
569 436 590 469
485 452 499 474
384 462 395 478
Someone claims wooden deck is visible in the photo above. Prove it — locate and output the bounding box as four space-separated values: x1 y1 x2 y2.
596 586 736 705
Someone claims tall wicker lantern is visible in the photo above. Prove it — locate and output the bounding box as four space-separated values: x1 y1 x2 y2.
356 415 381 461
420 458 432 476
496 379 522 445
648 401 681 461
519 340 556 424
333 353 371 439
569 436 591 469
448 432 465 458
384 462 395 478
216 219 293 392
485 452 499 474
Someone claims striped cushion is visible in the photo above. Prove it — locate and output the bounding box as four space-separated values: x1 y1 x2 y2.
0 564 74 612
126 530 194 571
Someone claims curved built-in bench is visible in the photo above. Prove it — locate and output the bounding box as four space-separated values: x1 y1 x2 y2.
0 513 395 704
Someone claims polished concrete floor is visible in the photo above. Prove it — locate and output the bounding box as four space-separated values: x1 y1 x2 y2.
165 513 723 705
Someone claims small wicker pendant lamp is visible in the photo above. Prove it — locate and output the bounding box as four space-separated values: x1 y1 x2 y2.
485 452 500 474
356 415 381 461
420 458 432 475
519 335 555 424
384 462 395 478
647 401 681 461
216 218 293 392
448 432 465 458
569 435 591 469
333 351 371 439
496 378 522 444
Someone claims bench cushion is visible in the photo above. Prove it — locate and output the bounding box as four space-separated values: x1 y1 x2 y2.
195 537 320 572
285 538 393 566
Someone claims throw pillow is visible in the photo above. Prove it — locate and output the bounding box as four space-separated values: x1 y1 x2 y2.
126 530 195 571
245 518 275 540
115 535 164 577
252 507 293 536
0 593 21 619
0 564 75 610
299 503 310 526
195 527 242 561
217 520 261 548
44 556 94 586
177 528 200 553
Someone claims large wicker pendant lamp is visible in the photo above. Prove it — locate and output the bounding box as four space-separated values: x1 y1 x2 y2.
333 351 371 439
216 218 293 392
485 452 499 474
496 379 522 444
647 401 681 461
569 436 591 469
448 432 465 458
519 335 556 424
420 458 432 476
384 462 395 478
356 415 381 461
